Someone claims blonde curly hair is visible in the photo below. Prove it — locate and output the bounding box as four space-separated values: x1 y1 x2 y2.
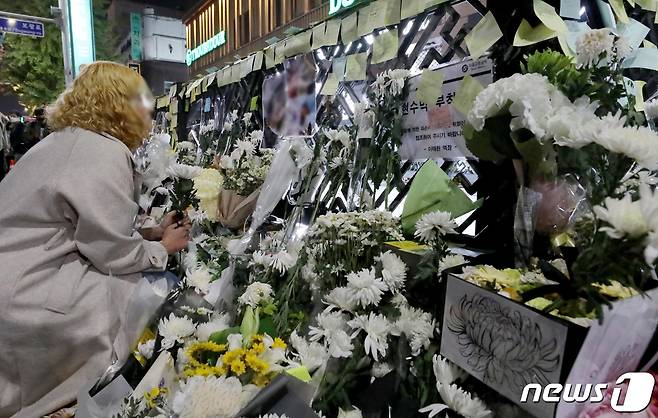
48 61 152 150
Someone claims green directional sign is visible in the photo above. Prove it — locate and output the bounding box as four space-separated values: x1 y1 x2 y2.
186 31 226 66
130 12 142 61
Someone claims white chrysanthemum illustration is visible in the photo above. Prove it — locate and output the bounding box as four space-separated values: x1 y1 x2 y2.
238 282 273 307
172 375 252 418
415 211 457 243
376 251 407 293
348 312 391 361
346 268 388 308
158 313 196 350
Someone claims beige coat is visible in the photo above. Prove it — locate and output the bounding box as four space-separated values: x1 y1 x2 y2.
0 127 169 417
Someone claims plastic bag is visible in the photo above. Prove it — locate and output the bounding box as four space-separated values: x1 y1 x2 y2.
228 137 312 255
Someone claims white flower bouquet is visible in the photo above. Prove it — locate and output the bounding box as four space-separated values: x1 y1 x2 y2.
462 29 658 316
216 130 274 229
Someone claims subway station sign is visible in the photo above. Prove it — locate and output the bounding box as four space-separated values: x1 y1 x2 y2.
186 31 226 66
329 0 367 15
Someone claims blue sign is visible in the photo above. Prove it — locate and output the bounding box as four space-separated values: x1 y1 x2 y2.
0 17 45 37
67 0 95 76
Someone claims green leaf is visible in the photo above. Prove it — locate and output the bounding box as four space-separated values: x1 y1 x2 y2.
208 326 240 344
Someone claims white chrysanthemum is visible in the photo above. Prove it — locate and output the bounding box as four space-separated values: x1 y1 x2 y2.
199 123 214 135
436 383 492 418
168 163 203 179
575 28 615 67
547 97 617 149
252 250 274 268
137 338 155 360
289 330 329 371
309 311 347 341
219 154 234 169
186 266 213 294
308 311 354 358
250 129 264 145
324 286 357 312
192 168 223 221
371 69 409 98
326 329 354 358
376 251 407 293
593 194 650 239
177 141 196 151
595 125 658 170
346 268 388 308
158 314 196 350
242 112 253 125
391 304 434 356
223 121 233 132
414 211 457 243
388 69 410 96
348 312 391 361
235 139 256 156
338 408 363 418
195 314 231 341
468 73 570 141
172 375 251 418
270 246 300 274
187 208 209 224
325 129 351 148
614 36 632 60
432 355 467 386
439 254 467 274
329 155 348 169
238 282 273 307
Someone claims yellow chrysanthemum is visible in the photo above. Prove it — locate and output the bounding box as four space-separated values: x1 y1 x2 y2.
184 364 215 378
144 386 166 408
253 373 271 387
245 353 270 374
230 359 246 375
272 337 287 350
222 349 244 365
250 342 265 354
